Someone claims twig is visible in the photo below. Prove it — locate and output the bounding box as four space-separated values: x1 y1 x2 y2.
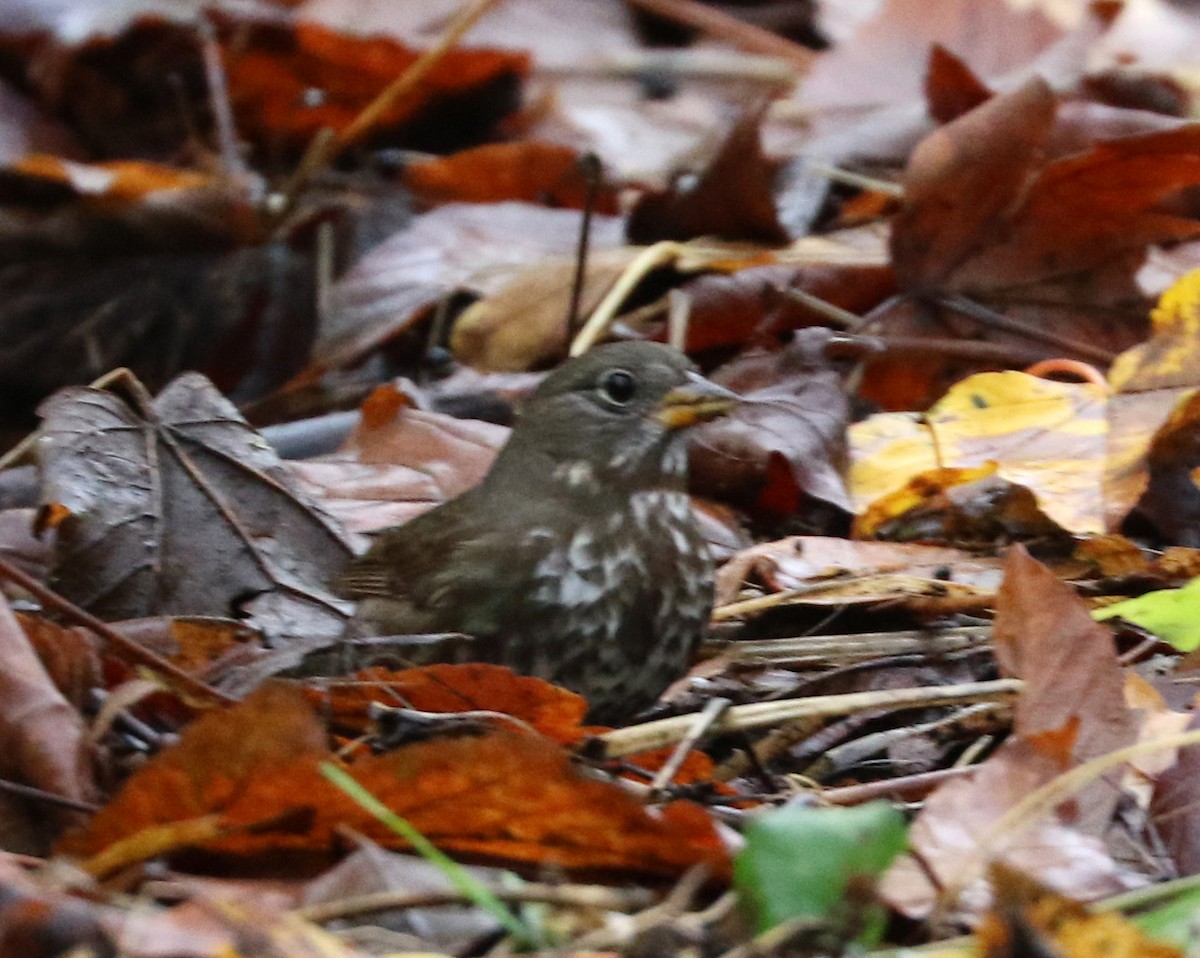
0 556 234 706
297 881 652 924
876 335 1068 368
708 626 993 666
598 679 1024 758
803 161 905 198
818 765 979 805
938 294 1117 365
0 777 99 813
197 14 247 180
649 696 730 796
570 241 685 355
566 153 603 335
783 287 861 329
541 48 798 85
623 0 816 71
279 0 504 212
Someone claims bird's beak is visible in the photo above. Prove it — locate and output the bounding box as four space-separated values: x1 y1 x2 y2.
654 371 739 429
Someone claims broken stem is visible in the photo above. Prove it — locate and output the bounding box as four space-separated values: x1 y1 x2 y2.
0 556 234 707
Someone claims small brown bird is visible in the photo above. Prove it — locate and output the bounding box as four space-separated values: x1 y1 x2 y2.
338 341 737 722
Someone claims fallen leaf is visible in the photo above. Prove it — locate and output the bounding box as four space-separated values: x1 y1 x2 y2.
0 596 96 848
626 110 787 245
850 370 1109 534
224 20 530 155
316 202 625 374
979 863 1181 958
992 546 1136 830
290 382 508 533
403 142 618 211
37 372 353 638
691 329 853 519
1149 713 1200 877
61 683 729 881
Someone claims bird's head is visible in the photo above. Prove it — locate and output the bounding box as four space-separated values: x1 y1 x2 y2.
496 341 737 491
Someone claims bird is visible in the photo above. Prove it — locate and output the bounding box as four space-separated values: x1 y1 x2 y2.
336 341 738 723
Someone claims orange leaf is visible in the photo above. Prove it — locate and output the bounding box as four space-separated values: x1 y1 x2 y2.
404 142 618 211
313 664 589 745
61 684 729 881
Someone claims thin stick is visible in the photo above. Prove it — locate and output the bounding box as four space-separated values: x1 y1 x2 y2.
598 679 1023 759
0 777 99 813
280 0 504 211
709 626 993 665
335 0 504 155
297 880 650 924
783 287 860 329
197 14 246 180
818 765 978 805
566 153 603 335
623 0 816 71
803 161 905 198
570 241 684 355
939 294 1117 364
648 696 730 795
0 556 233 706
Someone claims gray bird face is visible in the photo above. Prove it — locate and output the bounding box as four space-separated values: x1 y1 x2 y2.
498 342 738 489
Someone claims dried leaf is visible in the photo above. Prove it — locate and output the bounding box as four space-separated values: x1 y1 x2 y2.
627 110 787 245
37 372 353 638
691 330 852 519
403 142 618 211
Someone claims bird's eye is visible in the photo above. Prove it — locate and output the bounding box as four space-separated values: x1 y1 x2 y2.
598 368 637 405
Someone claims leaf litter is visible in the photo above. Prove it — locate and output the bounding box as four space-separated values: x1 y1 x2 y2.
6 0 1200 955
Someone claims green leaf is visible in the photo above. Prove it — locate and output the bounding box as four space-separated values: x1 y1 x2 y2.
734 801 907 944
1093 576 1200 651
1130 881 1200 957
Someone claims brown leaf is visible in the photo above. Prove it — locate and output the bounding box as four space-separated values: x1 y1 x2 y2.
12 612 101 710
895 79 1200 292
1150 713 1200 876
313 663 589 745
316 203 625 374
991 546 1136 830
627 110 788 245
450 247 640 371
37 372 353 637
691 330 852 518
681 261 896 354
223 21 530 156
924 44 991 124
289 383 509 534
892 77 1058 291
881 733 1136 921
0 596 95 844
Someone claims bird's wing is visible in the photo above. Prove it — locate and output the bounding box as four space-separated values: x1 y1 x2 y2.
335 489 486 602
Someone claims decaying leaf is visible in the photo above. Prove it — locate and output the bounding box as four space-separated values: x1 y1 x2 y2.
37 372 353 639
